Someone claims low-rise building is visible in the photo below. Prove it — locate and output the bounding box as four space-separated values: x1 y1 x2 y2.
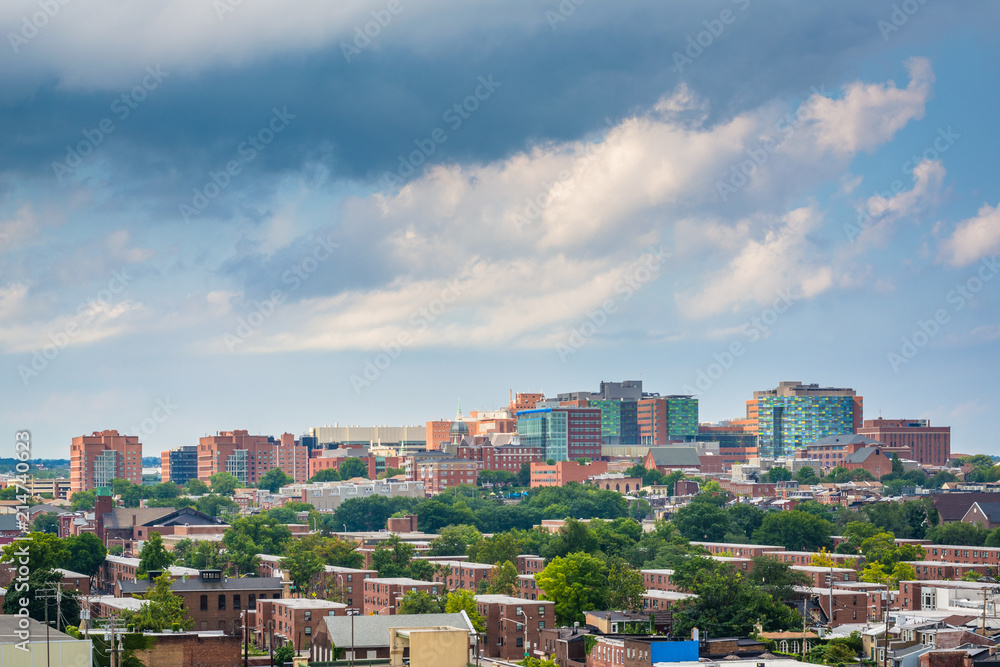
476 595 555 662
362 577 441 615
432 560 496 592
310 612 475 663
254 598 347 653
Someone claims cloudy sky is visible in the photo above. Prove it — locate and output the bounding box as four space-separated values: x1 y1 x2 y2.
2 0 998 458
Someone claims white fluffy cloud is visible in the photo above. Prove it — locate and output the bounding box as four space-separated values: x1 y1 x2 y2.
225 61 934 352
939 202 1000 267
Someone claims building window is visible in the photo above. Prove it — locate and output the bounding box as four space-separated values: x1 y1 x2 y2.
305 611 312 621
234 595 241 610
200 595 208 611
249 594 256 608
218 595 226 610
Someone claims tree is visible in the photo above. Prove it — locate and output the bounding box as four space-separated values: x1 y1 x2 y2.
765 467 792 483
727 504 766 541
486 560 520 596
66 532 108 578
745 556 810 601
607 560 645 611
444 590 486 632
924 522 989 546
752 510 832 551
1 532 69 571
428 525 482 557
274 645 296 665
672 500 731 542
124 572 193 631
71 490 97 511
372 535 417 578
544 518 598 559
137 532 173 577
209 472 241 495
397 590 444 615
794 466 819 484
150 482 182 500
379 467 407 480
1 566 80 630
662 470 687 495
517 462 532 487
196 494 239 518
309 468 342 483
31 513 60 534
225 514 292 555
259 467 294 493
536 552 608 625
891 454 904 475
111 478 143 508
284 538 323 595
339 458 369 480
184 479 209 495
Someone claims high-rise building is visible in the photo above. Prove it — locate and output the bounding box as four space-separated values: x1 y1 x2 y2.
747 381 862 457
195 430 307 486
857 418 951 467
516 407 601 461
161 445 198 486
70 430 143 493
589 399 640 445
556 380 644 403
638 396 699 445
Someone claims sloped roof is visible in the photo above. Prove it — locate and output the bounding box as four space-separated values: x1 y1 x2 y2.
968 502 1000 522
647 447 701 467
319 612 474 649
933 493 1000 522
843 447 887 464
102 507 174 529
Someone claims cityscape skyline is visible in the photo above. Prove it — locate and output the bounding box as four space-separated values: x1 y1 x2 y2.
2 2 998 460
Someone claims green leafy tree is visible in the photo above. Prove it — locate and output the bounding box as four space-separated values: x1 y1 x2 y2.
111 478 144 508
225 514 291 555
2 532 69 571
209 472 241 495
31 513 60 534
444 589 486 632
71 490 97 511
672 499 732 541
752 510 832 551
274 644 296 665
137 532 173 577
536 552 609 625
309 468 342 482
397 590 444 614
284 538 323 595
517 462 532 487
727 504 766 541
258 467 294 493
924 522 989 546
66 532 108 578
196 494 239 518
1 567 80 630
745 556 810 601
486 560 520 596
372 534 417 578
794 466 819 484
338 458 369 479
150 482 182 500
184 479 209 495
428 524 482 556
124 572 193 631
607 559 645 611
765 467 792 483
544 518 599 559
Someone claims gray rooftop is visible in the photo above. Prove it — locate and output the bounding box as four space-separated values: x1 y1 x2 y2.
319 612 474 649
646 447 701 467
120 575 284 594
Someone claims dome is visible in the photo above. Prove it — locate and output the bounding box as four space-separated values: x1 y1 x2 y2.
450 420 470 435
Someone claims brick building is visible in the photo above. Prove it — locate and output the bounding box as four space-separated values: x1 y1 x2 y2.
791 565 858 587
857 418 951 467
254 598 347 653
117 571 286 633
432 560 496 592
690 542 785 558
530 460 609 488
362 577 440 615
475 595 555 662
515 555 545 576
414 458 478 494
312 565 378 609
70 430 142 492
518 575 543 601
641 569 677 592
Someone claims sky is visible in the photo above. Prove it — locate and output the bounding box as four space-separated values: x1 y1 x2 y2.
1 0 999 459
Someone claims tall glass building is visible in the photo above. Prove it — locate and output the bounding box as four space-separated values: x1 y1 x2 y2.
589 399 640 445
516 407 601 461
749 381 862 457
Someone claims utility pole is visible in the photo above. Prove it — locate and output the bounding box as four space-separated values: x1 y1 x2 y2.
244 610 249 667
982 590 988 636
109 617 116 667
882 583 891 667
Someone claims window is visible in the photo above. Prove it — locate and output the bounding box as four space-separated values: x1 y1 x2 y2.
539 621 545 629
305 626 312 635
234 595 241 610
516 606 523 616
249 594 256 608
305 611 312 621
538 606 545 616
200 595 208 611
516 638 523 648
218 595 227 610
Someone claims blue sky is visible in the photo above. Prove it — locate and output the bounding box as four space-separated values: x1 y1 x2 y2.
1 0 998 458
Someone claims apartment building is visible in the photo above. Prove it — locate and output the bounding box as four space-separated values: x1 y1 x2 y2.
255 598 346 652
475 595 555 662
362 577 440 615
70 430 142 492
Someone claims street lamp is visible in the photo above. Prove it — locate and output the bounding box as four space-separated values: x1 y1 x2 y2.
501 616 530 659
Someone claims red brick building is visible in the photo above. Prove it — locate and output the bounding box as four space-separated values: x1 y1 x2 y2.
196 430 307 486
641 569 677 592
858 418 951 467
518 575 543 601
691 542 785 558
475 595 555 661
70 430 142 492
362 577 440 615
530 460 608 488
515 555 545 575
254 598 346 653
414 458 478 494
432 560 496 592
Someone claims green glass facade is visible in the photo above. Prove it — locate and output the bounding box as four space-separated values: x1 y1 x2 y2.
590 399 639 445
756 396 856 456
666 397 699 438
